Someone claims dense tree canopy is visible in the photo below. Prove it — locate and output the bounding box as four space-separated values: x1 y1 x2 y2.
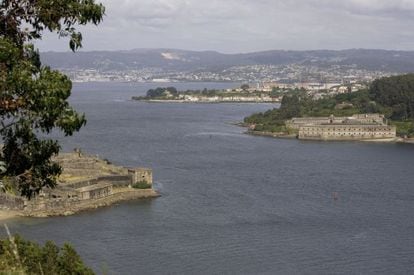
0 0 105 198
241 84 250 91
369 74 414 120
146 87 178 98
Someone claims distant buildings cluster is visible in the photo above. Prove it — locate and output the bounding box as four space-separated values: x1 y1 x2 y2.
254 81 367 99
61 63 394 86
176 94 279 103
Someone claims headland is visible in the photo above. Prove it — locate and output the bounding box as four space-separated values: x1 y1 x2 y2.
132 86 280 103
244 113 403 142
0 151 159 219
244 75 414 141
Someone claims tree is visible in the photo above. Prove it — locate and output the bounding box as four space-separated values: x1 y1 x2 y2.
279 94 301 118
0 0 105 198
41 241 60 275
58 243 94 275
0 235 94 274
241 84 250 91
146 87 178 98
369 74 414 120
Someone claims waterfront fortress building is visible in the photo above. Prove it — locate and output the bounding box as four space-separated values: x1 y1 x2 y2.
286 114 396 141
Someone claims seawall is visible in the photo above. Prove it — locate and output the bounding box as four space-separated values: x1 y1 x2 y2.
246 130 297 139
23 188 159 217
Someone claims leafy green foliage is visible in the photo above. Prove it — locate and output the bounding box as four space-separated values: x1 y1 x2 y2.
0 0 105 51
146 87 178 98
240 84 250 91
132 181 151 189
0 0 105 198
391 121 414 137
0 235 94 274
369 74 414 120
244 92 304 133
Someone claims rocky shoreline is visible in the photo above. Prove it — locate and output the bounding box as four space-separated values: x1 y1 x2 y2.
246 130 297 139
396 137 414 144
246 129 414 144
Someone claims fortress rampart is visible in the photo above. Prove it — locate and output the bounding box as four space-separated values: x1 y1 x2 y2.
286 114 386 130
298 124 396 140
286 114 396 141
0 152 158 217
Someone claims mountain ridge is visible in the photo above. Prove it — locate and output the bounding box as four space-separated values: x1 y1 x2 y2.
41 48 414 73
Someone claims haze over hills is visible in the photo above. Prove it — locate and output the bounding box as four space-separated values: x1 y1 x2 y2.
41 48 414 73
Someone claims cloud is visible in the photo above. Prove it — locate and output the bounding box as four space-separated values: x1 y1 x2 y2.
35 0 414 52
298 0 414 18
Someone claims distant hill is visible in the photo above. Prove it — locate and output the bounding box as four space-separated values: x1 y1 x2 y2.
41 48 414 73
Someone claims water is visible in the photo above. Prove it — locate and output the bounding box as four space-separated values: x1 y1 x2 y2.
5 82 414 274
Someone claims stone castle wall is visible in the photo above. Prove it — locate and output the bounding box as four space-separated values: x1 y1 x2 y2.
0 193 25 211
286 114 386 130
22 189 159 217
65 175 132 189
129 168 153 185
285 113 396 141
0 152 157 217
299 124 396 140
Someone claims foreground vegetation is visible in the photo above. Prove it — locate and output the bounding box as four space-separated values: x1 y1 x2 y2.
0 0 105 198
0 234 94 274
244 74 414 137
0 2 103 274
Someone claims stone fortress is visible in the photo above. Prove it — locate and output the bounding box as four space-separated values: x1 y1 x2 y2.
0 151 158 217
286 114 397 141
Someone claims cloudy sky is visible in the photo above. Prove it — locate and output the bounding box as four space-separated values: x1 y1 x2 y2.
36 0 414 53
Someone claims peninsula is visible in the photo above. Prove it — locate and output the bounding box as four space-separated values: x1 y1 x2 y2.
132 85 281 103
244 74 414 142
0 151 159 218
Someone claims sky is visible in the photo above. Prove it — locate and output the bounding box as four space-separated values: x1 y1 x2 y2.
36 0 414 53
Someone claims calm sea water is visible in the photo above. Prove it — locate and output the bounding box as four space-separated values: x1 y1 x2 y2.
4 82 414 274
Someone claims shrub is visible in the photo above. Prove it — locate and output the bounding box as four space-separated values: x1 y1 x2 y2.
132 181 151 189
0 235 94 274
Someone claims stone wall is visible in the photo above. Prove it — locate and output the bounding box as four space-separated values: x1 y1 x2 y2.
286 114 385 129
98 175 132 187
0 193 25 211
22 189 159 217
24 197 82 213
0 152 157 217
54 153 129 180
129 168 153 185
286 117 334 129
65 175 132 189
299 124 396 140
